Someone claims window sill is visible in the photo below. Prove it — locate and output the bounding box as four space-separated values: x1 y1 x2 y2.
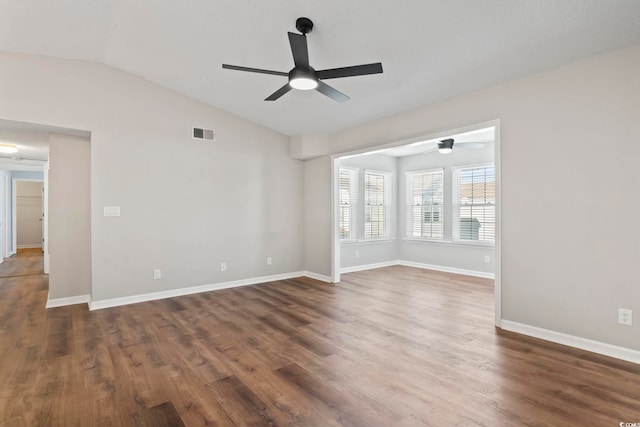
402 237 494 248
341 238 395 245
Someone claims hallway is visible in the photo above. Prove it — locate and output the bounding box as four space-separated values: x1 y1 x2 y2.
0 248 44 278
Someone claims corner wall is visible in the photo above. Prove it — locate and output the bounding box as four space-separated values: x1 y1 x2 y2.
304 156 332 279
48 133 91 299
397 142 495 275
338 154 398 269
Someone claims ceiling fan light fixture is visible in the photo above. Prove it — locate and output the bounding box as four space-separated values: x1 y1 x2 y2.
289 76 318 90
289 68 318 90
438 139 454 154
0 143 18 154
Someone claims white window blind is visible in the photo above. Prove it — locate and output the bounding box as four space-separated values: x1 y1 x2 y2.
339 168 358 240
406 169 444 239
364 171 390 239
453 165 495 243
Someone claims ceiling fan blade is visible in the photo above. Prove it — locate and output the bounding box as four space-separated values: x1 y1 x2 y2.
265 84 292 101
317 63 383 80
456 142 485 149
222 64 288 77
288 32 309 68
316 81 349 103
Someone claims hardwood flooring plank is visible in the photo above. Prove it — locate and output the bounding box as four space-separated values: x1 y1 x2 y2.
207 376 280 426
133 401 186 427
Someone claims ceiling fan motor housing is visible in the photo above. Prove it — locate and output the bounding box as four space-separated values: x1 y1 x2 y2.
439 139 454 148
296 17 313 34
289 66 316 80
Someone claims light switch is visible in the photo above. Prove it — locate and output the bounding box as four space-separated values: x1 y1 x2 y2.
103 206 121 217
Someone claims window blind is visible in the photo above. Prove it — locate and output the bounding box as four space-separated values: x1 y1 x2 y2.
339 168 358 240
453 165 495 243
406 169 444 239
364 171 389 239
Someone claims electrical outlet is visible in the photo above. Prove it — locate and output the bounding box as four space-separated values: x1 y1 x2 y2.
618 308 633 326
267 257 272 265
220 262 227 272
103 206 121 217
153 269 161 280
355 250 359 258
484 255 490 264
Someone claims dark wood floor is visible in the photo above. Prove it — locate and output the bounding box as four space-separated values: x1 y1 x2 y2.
1 253 639 426
0 248 44 278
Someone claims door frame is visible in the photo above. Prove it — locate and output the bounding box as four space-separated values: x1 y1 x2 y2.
12 177 45 259
0 172 8 264
331 119 502 327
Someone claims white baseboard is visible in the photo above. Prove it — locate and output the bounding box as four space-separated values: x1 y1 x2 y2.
340 259 494 279
303 271 333 283
89 271 322 311
397 260 495 279
45 294 91 308
17 244 42 249
501 320 640 364
341 260 399 274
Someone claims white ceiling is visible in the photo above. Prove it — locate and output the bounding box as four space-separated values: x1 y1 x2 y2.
2 1 640 136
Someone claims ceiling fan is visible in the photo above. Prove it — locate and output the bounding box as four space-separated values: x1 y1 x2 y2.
430 139 485 154
222 17 383 103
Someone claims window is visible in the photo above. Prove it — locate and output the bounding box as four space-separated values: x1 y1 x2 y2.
406 169 444 239
339 168 358 240
364 171 391 239
453 165 495 243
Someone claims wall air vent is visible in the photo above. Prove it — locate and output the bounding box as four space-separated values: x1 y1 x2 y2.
192 127 215 141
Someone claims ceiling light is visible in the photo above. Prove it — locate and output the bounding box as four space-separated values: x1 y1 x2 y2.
438 139 454 154
290 76 318 90
289 68 318 90
0 143 18 154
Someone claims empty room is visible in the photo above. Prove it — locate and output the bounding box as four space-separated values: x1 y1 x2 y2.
1 1 640 426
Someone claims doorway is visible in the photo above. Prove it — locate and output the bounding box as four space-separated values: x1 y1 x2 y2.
13 179 44 253
331 120 502 326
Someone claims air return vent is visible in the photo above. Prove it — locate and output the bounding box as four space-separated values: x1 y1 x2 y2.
192 127 215 141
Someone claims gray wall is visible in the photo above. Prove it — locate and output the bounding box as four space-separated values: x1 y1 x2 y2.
304 156 332 278
48 133 91 299
398 143 494 274
11 171 44 179
327 44 640 350
338 154 398 269
0 52 304 302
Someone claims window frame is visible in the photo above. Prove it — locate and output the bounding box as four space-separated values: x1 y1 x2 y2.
338 166 359 242
452 163 495 246
363 169 393 240
405 168 445 242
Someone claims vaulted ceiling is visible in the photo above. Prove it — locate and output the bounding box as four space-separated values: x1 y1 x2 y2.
2 1 640 136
